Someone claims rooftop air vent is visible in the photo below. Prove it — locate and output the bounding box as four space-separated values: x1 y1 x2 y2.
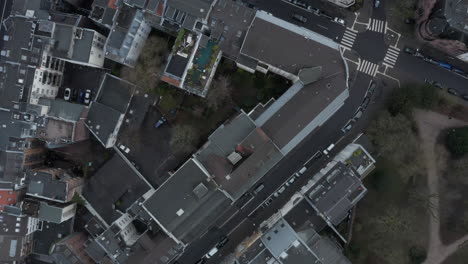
227 152 242 165
193 183 208 199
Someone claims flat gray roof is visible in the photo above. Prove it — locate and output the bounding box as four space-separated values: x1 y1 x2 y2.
240 11 341 77
306 163 366 226
143 159 231 244
259 73 347 154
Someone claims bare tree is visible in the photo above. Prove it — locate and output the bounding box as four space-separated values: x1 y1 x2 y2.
205 75 233 111
170 124 198 153
121 36 169 92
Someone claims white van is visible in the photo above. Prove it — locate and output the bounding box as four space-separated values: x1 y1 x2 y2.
205 247 219 259
323 144 335 155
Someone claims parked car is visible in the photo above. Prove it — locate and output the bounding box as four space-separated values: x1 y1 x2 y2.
217 236 229 248
253 183 265 194
298 166 307 174
462 94 468 101
64 88 71 101
154 116 167 128
353 109 363 120
84 89 91 105
439 62 453 70
292 13 307 23
403 47 416 55
194 259 206 264
361 97 371 108
374 0 380 8
285 177 295 186
448 88 459 96
424 57 439 65
333 17 345 26
452 67 466 76
204 247 219 259
323 143 335 155
341 120 354 133
368 82 377 93
307 6 320 14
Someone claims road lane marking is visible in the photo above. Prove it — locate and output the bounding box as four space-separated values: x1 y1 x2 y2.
340 28 357 49
383 46 400 68
227 218 248 236
367 19 386 33
357 60 379 77
318 24 328 30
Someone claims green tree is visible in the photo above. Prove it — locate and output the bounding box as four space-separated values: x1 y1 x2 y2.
408 246 426 264
445 126 468 158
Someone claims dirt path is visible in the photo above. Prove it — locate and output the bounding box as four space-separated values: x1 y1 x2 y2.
414 110 468 264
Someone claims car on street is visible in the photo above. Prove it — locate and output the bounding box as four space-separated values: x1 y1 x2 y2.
285 177 295 186
448 88 459 96
323 143 335 155
204 247 219 259
64 88 71 101
217 236 229 248
154 116 167 128
424 57 439 65
368 82 377 93
84 89 91 105
462 94 468 101
452 67 466 76
307 6 319 14
403 47 416 55
439 62 453 70
353 109 363 120
374 0 380 8
361 97 370 108
253 183 265 194
292 13 307 23
341 120 354 133
333 17 345 26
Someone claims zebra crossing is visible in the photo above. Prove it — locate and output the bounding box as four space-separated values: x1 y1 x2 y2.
357 60 379 77
367 19 386 33
340 28 358 49
383 46 400 68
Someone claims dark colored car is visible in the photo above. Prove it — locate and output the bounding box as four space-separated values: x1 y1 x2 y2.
292 13 307 23
361 97 371 108
462 94 468 101
368 82 377 93
448 88 459 96
217 236 229 248
403 47 416 55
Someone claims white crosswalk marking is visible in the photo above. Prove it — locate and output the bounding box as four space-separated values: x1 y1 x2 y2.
357 60 379 77
340 27 358 50
367 19 387 33
383 46 400 68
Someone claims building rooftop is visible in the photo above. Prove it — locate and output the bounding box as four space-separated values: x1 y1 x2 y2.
0 109 38 151
0 63 35 109
0 212 32 262
239 11 341 77
164 0 215 29
208 0 256 58
26 170 71 202
86 74 135 148
259 73 348 154
143 158 231 244
11 0 51 20
306 162 367 226
82 154 151 225
32 218 74 255
194 112 283 200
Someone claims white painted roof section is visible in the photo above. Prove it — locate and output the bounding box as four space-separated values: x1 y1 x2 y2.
255 11 340 51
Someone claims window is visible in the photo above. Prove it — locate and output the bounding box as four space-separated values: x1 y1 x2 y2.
7 198 12 202
0 195 2 198
8 191 12 195
21 55 27 61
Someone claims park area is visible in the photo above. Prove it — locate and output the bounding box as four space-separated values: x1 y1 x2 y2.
347 83 468 264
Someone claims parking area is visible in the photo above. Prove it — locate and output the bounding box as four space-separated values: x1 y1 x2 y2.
117 97 184 188
59 62 108 105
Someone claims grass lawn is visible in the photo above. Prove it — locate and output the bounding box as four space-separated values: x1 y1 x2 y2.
386 0 418 37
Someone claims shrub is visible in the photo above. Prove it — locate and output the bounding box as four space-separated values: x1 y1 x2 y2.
408 246 426 264
445 126 468 158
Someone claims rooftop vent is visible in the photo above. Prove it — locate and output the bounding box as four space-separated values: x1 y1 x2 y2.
227 152 242 165
193 183 208 199
75 29 83 40
176 209 184 216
